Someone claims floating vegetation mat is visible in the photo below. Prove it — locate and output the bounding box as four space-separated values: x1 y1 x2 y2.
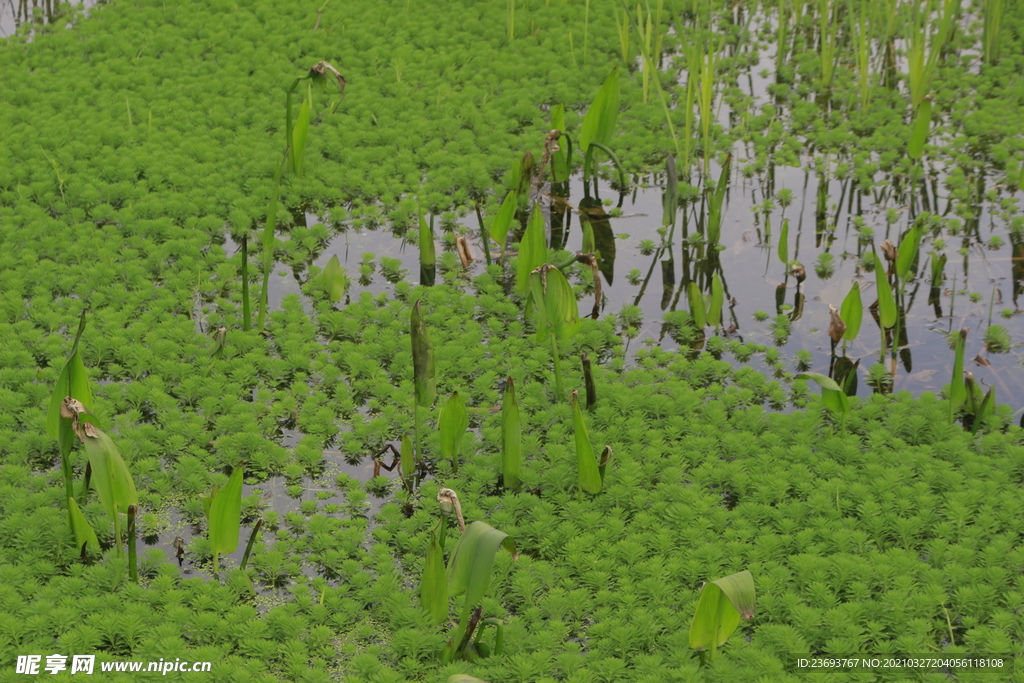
2 0 1024 680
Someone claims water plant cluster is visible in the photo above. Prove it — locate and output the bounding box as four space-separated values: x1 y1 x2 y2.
2 0 1024 681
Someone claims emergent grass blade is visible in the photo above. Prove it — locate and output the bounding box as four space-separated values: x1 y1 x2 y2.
948 328 968 423
907 98 932 161
570 390 602 494
77 411 138 556
689 570 756 663
501 377 522 491
516 204 547 294
204 461 243 578
489 190 517 256
421 525 448 625
68 496 100 557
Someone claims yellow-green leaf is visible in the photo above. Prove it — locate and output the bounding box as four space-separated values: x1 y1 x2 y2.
689 570 756 652
208 463 243 555
570 391 602 494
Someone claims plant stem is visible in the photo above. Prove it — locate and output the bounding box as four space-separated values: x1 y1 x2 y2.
127 505 137 584
550 334 564 399
240 518 263 570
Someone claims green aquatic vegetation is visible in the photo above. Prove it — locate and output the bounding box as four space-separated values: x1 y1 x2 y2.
817 0 838 91
579 68 625 187
516 204 548 294
47 311 93 523
419 204 437 287
501 377 522 491
689 570 755 664
778 218 790 265
323 255 350 303
442 520 517 663
814 252 835 279
438 392 468 473
707 272 725 328
983 324 1011 353
705 155 731 246
529 264 581 399
982 0 1004 64
840 282 863 345
947 327 968 423
872 250 897 359
570 390 602 495
76 406 138 558
549 104 570 184
201 462 243 579
795 372 850 431
687 281 707 328
908 97 932 160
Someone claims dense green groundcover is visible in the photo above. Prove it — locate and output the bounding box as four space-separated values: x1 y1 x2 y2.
3 0 1024 681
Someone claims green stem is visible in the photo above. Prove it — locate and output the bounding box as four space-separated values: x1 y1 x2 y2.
241 233 250 331
213 550 220 581
127 505 137 584
240 518 263 571
550 334 564 400
413 403 421 488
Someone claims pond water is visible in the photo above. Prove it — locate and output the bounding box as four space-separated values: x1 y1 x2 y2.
0 0 99 37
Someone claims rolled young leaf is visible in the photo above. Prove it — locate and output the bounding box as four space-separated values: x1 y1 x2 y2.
501 378 522 491
872 251 897 329
323 254 349 303
411 300 436 407
446 521 517 653
438 392 468 465
895 224 923 281
570 390 602 494
207 462 244 555
708 272 724 327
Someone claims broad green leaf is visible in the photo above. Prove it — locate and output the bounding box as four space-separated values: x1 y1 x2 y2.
421 528 448 625
872 251 897 329
290 87 311 176
550 104 569 183
489 190 517 250
687 282 707 328
908 98 931 160
411 300 436 407
446 521 517 631
47 351 93 440
579 68 620 153
323 255 349 303
515 205 547 294
895 224 923 281
501 378 522 491
82 427 138 525
973 385 996 434
778 218 789 266
689 570 756 652
68 497 100 555
208 463 243 555
708 272 724 327
570 391 602 494
438 392 468 463
795 372 850 419
840 282 863 341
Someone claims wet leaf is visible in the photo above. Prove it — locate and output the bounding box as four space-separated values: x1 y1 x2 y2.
421 527 448 625
687 281 707 328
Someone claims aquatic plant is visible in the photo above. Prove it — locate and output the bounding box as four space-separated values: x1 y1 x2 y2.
419 203 437 287
689 570 755 664
501 377 522 491
872 251 896 361
839 282 863 350
983 0 1004 64
516 205 548 294
323 255 350 303
438 392 468 473
442 521 517 662
529 264 581 399
411 299 436 472
570 390 604 495
795 372 850 431
947 327 968 424
202 462 243 579
579 68 625 187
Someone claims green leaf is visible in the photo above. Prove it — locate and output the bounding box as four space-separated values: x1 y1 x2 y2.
207 463 243 555
707 155 731 245
840 282 863 341
550 104 569 183
778 218 789 266
973 385 996 434
418 202 436 268
949 328 968 416
687 282 707 328
689 570 756 653
438 392 468 464
411 300 436 407
895 224 923 281
82 427 138 525
570 391 602 494
795 372 850 419
708 272 724 327
516 204 547 294
579 67 620 153
908 98 931 160
47 351 93 440
323 255 349 303
501 377 522 491
290 87 311 176
68 497 100 555
489 190 517 251
532 266 580 342
872 251 897 329
401 434 415 483
421 527 448 625
446 521 517 635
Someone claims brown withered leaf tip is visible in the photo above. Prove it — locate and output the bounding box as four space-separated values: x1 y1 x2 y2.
828 304 846 343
